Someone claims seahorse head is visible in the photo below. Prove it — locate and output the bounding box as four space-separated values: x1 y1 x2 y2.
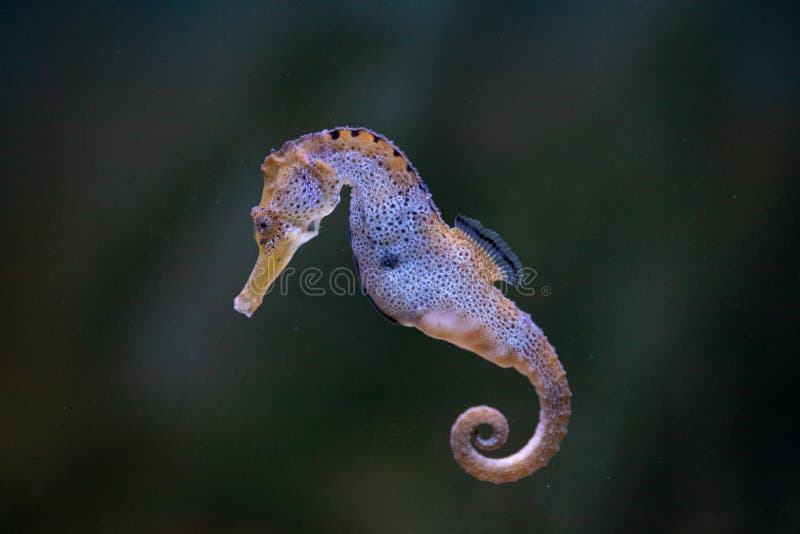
234 146 343 317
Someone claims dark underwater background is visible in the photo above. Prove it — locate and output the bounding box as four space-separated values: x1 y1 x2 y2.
2 1 797 532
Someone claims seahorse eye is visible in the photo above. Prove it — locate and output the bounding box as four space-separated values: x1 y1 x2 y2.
255 216 273 233
253 213 283 249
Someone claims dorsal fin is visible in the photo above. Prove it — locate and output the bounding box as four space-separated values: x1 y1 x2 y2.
455 215 523 286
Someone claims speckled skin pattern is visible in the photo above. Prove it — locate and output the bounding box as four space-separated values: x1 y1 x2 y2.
234 128 571 483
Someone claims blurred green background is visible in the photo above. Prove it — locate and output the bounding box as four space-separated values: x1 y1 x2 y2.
2 1 797 532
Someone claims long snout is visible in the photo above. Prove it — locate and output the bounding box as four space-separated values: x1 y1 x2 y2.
234 221 318 317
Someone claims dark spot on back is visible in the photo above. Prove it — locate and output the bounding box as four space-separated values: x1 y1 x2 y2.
350 232 399 325
373 134 381 143
330 130 340 140
351 129 360 137
406 164 413 172
381 253 400 269
393 149 400 157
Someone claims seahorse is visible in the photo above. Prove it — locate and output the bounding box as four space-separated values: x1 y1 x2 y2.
234 128 571 483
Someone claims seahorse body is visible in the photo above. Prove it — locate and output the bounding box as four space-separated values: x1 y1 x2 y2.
234 128 571 483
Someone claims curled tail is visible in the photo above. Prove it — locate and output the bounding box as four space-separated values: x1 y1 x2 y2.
446 324 571 483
